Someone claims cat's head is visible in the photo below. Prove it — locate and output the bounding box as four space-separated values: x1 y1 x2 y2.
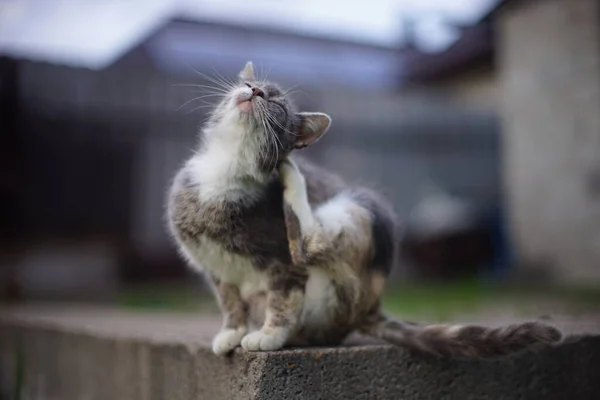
203 61 331 174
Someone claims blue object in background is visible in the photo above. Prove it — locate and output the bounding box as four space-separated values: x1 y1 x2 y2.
486 204 513 280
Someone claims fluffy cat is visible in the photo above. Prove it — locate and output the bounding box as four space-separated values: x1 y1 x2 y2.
166 62 562 358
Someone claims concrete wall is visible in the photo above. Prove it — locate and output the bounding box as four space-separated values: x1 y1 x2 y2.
2 306 600 400
498 0 600 282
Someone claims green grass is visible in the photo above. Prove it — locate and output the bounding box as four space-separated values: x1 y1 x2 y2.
383 279 600 320
114 279 600 320
382 279 502 320
115 284 216 312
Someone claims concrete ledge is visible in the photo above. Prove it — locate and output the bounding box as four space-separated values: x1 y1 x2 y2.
1 305 600 400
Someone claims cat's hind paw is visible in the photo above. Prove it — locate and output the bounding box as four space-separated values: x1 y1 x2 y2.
212 328 246 356
241 329 287 352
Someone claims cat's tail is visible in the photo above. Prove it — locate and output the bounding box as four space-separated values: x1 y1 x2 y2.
362 315 562 358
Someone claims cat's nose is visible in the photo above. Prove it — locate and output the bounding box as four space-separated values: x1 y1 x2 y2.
251 87 264 98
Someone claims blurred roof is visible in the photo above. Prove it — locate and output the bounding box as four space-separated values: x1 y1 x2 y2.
143 19 399 88
0 0 505 72
176 0 501 50
400 21 494 83
398 0 508 83
0 0 173 70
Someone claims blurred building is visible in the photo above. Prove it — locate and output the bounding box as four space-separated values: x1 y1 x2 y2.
0 3 434 298
401 0 600 284
11 0 596 298
399 16 496 110
497 0 600 284
394 7 505 280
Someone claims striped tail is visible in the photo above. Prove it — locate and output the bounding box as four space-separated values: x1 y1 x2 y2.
364 316 563 358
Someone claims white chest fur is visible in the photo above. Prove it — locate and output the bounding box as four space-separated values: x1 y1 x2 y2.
177 119 269 297
181 236 268 299
185 117 264 204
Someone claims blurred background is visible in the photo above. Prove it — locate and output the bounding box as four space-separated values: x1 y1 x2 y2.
0 0 599 319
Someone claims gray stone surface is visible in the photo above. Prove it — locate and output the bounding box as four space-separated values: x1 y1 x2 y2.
1 305 600 399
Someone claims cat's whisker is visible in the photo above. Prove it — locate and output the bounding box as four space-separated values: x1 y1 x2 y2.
284 90 311 100
265 114 294 136
257 102 284 147
212 68 238 90
282 83 311 100
258 103 279 168
172 83 230 94
264 111 299 137
255 102 277 170
282 83 302 95
183 103 216 115
192 72 233 91
187 89 228 96
260 65 271 82
271 126 284 150
186 64 236 91
267 129 278 171
256 63 264 82
259 102 280 170
176 94 223 112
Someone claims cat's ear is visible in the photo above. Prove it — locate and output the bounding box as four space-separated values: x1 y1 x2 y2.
294 112 331 149
239 61 256 81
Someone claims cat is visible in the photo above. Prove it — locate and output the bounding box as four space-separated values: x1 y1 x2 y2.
166 61 562 358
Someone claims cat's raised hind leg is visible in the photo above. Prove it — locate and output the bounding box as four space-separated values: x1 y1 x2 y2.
279 159 331 265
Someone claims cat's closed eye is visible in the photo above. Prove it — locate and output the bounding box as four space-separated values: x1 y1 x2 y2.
269 100 286 114
263 85 281 97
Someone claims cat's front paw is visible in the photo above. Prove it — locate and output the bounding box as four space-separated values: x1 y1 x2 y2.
241 329 287 352
212 328 246 356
